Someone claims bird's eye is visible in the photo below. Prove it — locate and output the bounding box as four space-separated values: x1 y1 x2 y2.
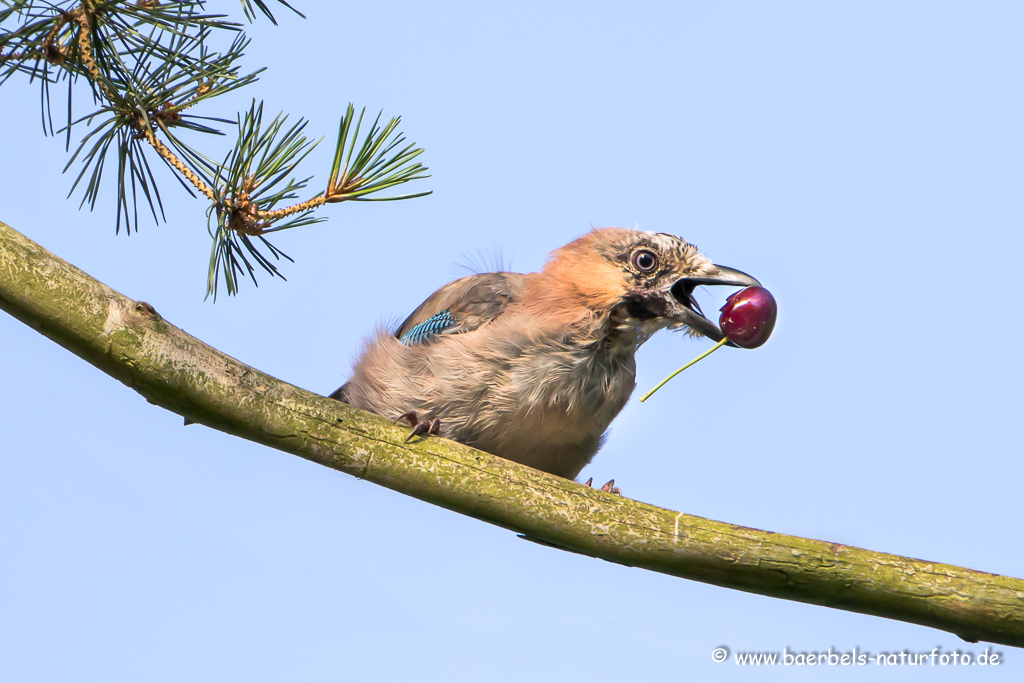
631 249 657 272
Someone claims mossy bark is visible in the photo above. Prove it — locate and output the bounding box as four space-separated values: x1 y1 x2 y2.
2 219 1023 647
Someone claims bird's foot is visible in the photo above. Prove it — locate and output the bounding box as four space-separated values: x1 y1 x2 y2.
582 477 621 496
396 411 441 444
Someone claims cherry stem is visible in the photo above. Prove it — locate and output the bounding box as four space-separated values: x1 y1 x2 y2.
639 336 730 402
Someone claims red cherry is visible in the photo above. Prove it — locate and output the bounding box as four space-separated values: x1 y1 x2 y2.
719 287 777 349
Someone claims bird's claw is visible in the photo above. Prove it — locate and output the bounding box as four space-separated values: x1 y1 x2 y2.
581 477 621 496
396 411 441 443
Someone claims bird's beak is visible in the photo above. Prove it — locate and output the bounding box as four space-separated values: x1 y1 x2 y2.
669 265 761 343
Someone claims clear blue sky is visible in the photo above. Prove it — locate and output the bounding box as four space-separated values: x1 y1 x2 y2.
2 2 1023 680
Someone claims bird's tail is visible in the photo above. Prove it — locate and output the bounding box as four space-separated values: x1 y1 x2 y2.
328 382 351 403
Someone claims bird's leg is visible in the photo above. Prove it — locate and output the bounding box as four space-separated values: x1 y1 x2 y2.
580 477 622 496
396 411 441 444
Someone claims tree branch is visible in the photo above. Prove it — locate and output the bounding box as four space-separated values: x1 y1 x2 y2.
2 217 1023 647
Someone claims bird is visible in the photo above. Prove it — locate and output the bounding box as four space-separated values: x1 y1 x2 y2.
330 227 760 485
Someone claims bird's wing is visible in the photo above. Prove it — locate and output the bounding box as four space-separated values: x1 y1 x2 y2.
396 272 525 345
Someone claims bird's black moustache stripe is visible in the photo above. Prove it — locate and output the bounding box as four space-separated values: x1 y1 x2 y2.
620 292 669 321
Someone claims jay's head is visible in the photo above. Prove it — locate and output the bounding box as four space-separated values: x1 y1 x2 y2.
543 228 761 342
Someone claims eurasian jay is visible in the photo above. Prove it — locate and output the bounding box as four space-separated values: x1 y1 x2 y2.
330 227 760 484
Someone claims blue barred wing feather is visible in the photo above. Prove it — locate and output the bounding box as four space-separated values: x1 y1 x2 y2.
394 272 524 344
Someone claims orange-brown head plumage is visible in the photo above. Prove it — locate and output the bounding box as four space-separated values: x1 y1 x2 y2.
531 227 759 343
